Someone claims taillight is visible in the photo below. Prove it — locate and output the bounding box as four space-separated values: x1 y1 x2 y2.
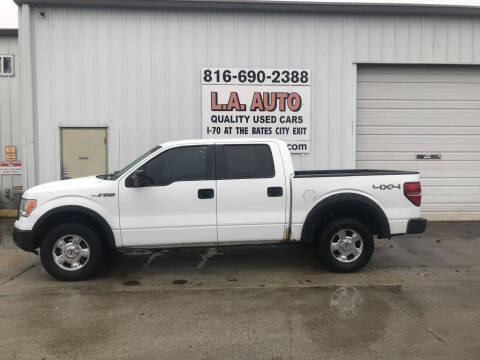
404 182 421 206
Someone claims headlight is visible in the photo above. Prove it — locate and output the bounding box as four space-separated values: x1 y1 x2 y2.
19 199 37 217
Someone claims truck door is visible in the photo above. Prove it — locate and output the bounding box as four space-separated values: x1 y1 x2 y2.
118 145 217 247
216 143 287 243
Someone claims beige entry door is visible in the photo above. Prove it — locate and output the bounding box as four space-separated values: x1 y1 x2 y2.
61 128 107 179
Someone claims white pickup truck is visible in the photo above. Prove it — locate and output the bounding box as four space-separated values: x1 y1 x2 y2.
13 138 426 280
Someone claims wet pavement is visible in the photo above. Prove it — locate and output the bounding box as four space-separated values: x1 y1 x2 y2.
0 219 479 359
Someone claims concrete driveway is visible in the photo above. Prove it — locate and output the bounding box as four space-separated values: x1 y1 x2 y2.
0 219 479 360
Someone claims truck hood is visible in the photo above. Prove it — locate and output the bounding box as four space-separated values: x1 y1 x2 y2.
23 176 107 198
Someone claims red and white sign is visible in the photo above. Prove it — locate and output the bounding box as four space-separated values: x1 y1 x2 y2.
0 161 22 175
202 68 311 153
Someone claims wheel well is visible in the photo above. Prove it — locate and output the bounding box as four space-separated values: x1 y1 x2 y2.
33 208 115 250
301 194 390 244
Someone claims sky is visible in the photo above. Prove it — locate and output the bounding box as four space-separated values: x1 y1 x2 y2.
0 0 17 28
2 0 480 28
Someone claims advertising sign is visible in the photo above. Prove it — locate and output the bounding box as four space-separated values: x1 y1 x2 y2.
0 161 22 175
202 68 311 153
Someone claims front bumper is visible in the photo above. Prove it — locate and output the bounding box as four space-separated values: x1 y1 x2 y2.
406 218 427 234
12 226 37 253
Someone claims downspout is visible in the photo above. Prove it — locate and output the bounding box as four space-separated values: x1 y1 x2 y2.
18 4 38 188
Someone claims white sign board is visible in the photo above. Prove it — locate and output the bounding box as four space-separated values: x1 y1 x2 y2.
202 68 311 153
0 161 22 175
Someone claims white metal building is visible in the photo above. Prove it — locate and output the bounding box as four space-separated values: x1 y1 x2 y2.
0 29 21 209
2 0 480 220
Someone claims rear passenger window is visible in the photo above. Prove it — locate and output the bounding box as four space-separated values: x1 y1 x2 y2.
219 144 275 179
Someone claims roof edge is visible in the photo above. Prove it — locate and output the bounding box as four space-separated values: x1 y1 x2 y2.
12 0 480 16
0 29 18 36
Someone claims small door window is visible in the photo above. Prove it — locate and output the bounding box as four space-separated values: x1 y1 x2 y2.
141 145 213 186
0 55 14 76
218 144 275 180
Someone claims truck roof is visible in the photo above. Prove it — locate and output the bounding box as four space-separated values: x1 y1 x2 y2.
159 138 287 148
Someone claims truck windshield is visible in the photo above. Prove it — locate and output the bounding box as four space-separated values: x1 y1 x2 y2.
99 146 161 180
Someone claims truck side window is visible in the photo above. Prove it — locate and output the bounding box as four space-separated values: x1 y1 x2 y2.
219 144 275 179
142 145 213 186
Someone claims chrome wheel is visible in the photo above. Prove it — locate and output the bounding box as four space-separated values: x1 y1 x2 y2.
52 234 90 271
330 229 363 263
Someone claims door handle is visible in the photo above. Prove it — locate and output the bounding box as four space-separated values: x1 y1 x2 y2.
267 187 283 197
198 188 214 199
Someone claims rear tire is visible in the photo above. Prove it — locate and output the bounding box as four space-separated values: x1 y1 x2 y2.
317 218 374 273
40 223 104 281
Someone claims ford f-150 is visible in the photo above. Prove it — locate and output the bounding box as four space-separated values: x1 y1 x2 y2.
13 138 427 280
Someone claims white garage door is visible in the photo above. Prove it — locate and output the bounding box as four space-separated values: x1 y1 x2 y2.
357 65 480 221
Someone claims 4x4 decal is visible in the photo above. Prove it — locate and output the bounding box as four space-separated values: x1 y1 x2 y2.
372 184 401 191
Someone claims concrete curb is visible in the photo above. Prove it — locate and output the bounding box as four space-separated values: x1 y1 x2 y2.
0 210 17 218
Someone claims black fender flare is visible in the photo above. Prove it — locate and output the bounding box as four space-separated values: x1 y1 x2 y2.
32 205 116 249
300 193 391 243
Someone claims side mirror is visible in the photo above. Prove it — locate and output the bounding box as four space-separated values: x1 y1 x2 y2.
130 169 147 187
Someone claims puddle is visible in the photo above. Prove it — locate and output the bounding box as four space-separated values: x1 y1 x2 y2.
329 286 364 320
144 250 169 268
197 248 223 269
301 286 393 350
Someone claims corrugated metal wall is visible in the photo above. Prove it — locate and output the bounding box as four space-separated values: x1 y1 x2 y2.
0 35 22 208
26 7 480 184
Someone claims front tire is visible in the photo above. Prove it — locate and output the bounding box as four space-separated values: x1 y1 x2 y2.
317 218 374 273
40 223 104 281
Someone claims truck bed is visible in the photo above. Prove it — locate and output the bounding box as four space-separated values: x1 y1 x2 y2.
294 169 419 178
